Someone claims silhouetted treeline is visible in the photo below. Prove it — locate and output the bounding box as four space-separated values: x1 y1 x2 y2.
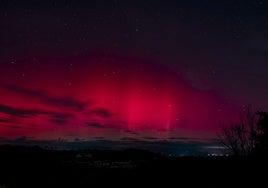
219 105 268 156
255 111 268 155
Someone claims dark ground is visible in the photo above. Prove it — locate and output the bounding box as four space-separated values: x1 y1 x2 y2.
0 145 267 187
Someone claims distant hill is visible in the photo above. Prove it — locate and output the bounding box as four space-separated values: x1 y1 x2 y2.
0 145 266 187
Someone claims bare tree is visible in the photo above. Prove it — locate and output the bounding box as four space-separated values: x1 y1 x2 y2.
255 111 268 155
218 105 257 156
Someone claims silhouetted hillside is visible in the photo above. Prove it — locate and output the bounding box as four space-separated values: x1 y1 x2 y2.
0 145 267 187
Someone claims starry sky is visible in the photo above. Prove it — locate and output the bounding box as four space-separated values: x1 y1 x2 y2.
0 0 268 154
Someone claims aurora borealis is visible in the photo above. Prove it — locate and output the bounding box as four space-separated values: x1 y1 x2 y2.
1 0 268 154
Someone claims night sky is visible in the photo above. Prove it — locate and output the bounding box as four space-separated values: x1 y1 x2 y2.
1 0 268 155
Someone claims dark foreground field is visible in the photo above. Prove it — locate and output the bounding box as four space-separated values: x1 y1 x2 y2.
0 145 267 187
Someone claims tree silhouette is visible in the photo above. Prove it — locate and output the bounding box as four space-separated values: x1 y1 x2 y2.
255 111 268 155
218 105 257 156
219 105 268 156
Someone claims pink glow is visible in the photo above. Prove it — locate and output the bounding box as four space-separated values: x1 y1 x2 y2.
0 56 239 140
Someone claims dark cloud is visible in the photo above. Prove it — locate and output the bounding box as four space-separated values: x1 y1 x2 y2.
0 104 65 117
0 117 20 125
0 104 74 127
90 108 114 118
15 136 28 142
207 138 220 142
49 118 66 125
143 137 158 140
53 114 73 119
85 121 122 129
45 97 86 111
74 138 85 142
86 122 104 128
0 119 6 123
93 137 105 140
168 137 178 140
125 130 139 135
48 114 73 125
4 85 44 96
4 85 88 111
6 125 37 130
168 137 199 140
66 133 77 137
0 136 34 145
0 104 37 117
0 104 57 117
120 137 139 141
